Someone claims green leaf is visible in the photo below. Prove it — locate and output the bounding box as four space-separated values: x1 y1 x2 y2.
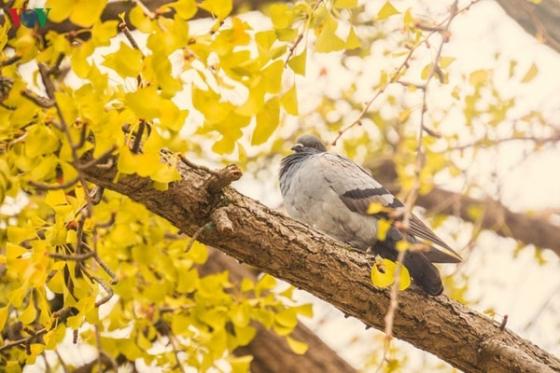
377 1 400 20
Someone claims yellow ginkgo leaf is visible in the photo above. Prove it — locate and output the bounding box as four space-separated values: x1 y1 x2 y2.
521 63 538 83
287 336 309 355
371 258 411 291
377 1 400 21
376 219 392 241
199 0 232 19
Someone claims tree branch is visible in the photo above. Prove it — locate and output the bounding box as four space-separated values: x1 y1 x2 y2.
495 0 560 54
80 155 560 373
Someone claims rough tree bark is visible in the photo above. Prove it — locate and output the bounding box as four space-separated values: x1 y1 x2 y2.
370 160 560 258
201 249 357 373
81 154 560 373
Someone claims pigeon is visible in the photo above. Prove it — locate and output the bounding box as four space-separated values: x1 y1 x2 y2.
279 135 462 295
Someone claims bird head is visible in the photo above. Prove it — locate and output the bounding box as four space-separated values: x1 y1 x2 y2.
291 135 327 153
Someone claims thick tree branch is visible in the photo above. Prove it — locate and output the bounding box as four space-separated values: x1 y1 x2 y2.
201 249 357 373
495 0 560 54
370 159 560 258
81 155 560 373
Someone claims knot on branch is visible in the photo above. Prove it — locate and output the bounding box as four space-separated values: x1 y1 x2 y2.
211 207 234 235
206 164 242 194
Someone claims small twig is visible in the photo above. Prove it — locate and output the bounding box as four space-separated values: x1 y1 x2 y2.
82 242 118 284
0 328 47 353
132 120 146 154
49 251 96 261
0 55 21 67
119 21 141 51
94 213 116 229
178 154 217 175
285 33 304 65
169 334 187 373
185 223 212 252
21 89 54 108
72 123 88 151
500 315 509 331
29 177 80 191
75 146 117 170
89 273 114 307
55 350 69 373
91 186 105 205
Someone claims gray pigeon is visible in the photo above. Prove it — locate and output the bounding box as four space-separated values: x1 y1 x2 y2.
279 135 462 295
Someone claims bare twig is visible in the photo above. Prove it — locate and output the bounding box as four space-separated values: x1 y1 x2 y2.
49 251 96 261
0 328 47 353
29 177 80 191
21 89 54 108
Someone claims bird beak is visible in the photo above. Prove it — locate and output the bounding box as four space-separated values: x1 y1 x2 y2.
291 144 303 152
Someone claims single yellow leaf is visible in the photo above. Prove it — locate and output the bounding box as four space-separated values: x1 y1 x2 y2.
287 337 309 355
367 202 384 214
172 0 198 20
377 1 400 21
252 97 280 145
288 50 307 75
103 42 143 78
0 306 9 330
376 219 392 240
371 258 411 290
371 258 394 288
315 17 346 53
20 301 37 325
439 56 456 69
281 85 298 115
521 63 538 83
334 0 358 9
199 0 232 19
231 355 253 373
346 27 361 49
469 69 489 86
70 0 106 27
129 5 154 32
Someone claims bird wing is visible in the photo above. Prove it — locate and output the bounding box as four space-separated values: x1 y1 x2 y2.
318 153 462 263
